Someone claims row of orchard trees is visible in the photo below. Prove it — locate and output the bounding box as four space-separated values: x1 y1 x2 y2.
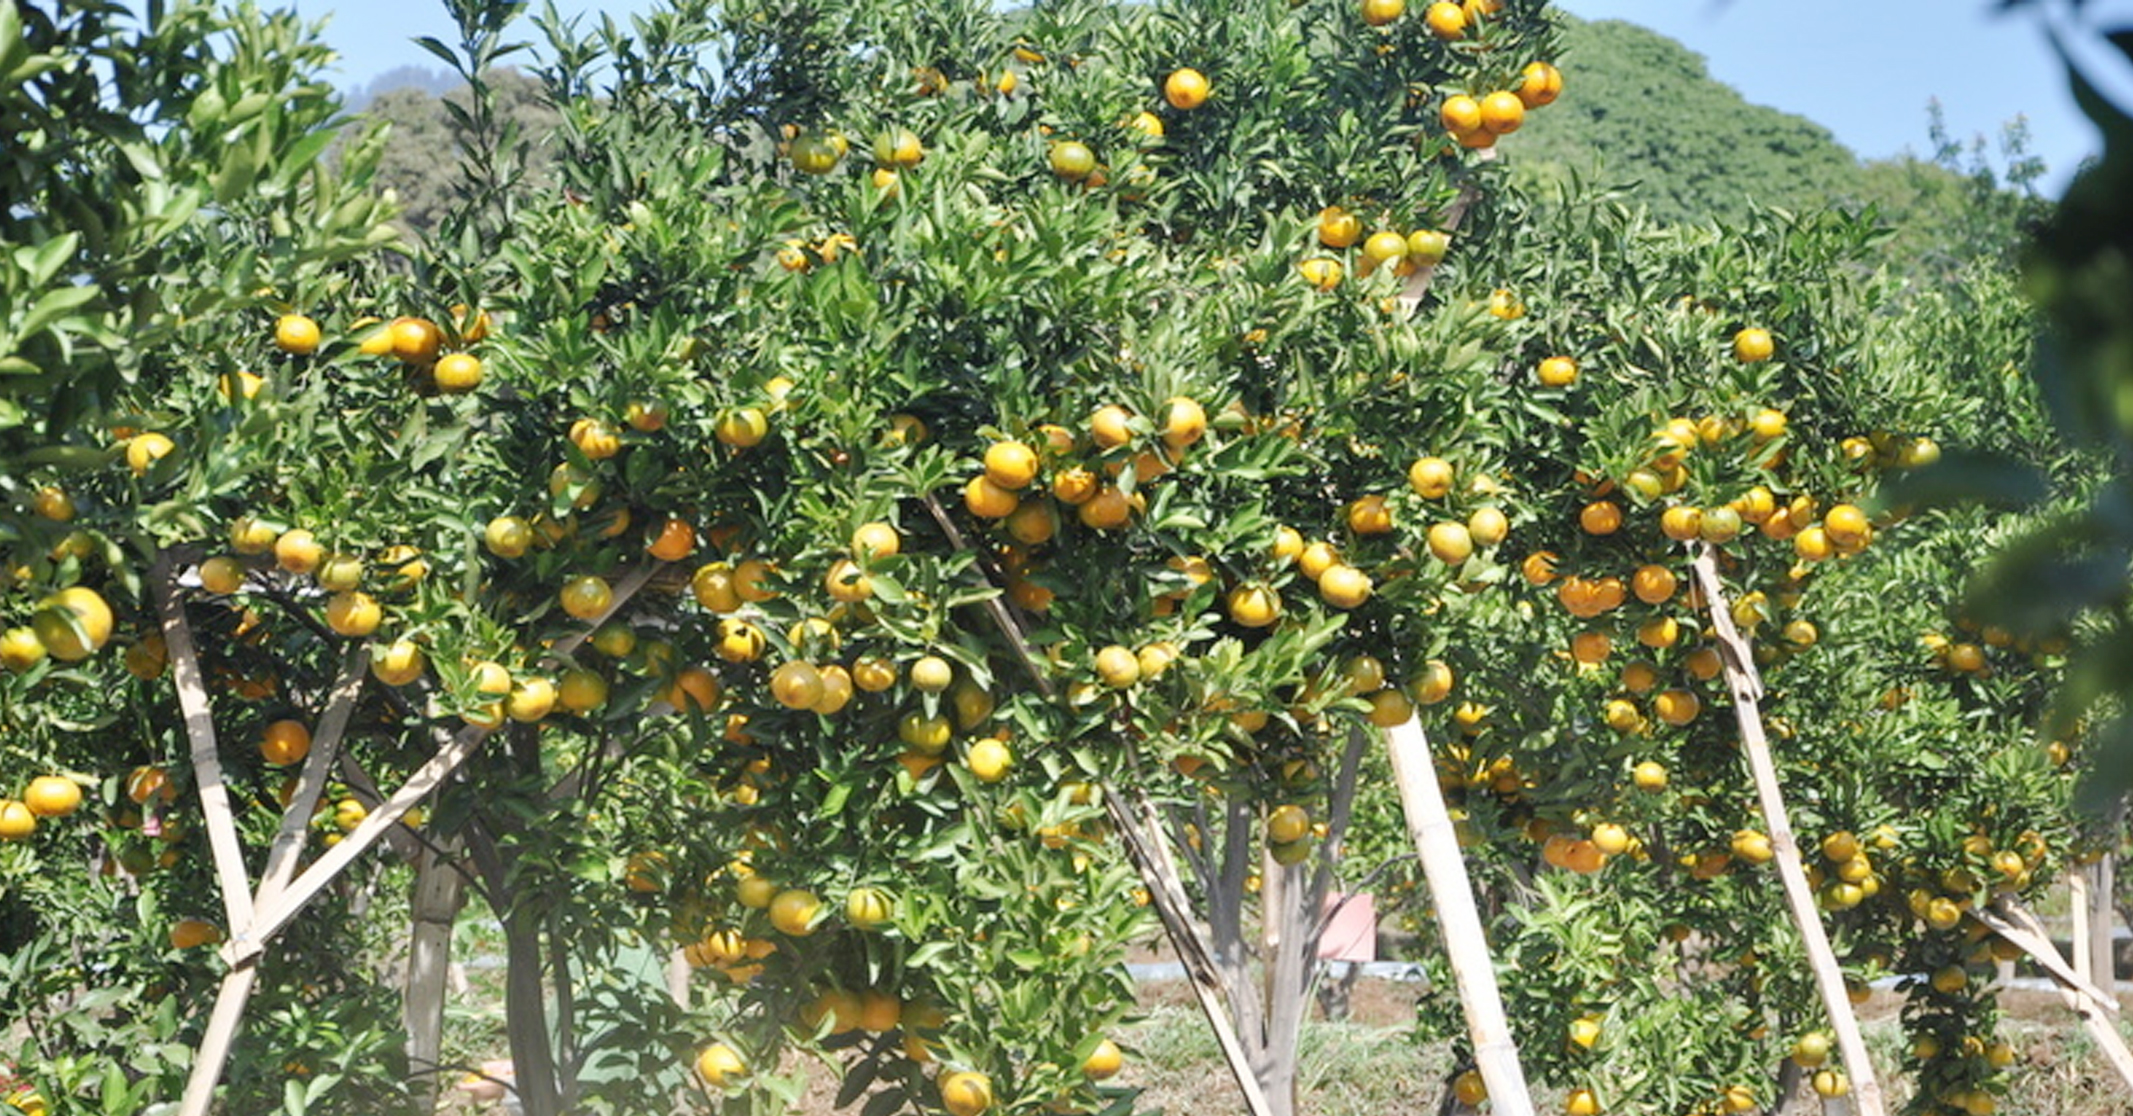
0 1 2095 1116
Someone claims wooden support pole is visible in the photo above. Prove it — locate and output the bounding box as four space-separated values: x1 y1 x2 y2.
1972 896 2133 1091
1105 791 1278 1116
1385 717 1535 1116
175 966 260 1116
1688 549 1887 1116
2090 854 2119 997
153 560 256 935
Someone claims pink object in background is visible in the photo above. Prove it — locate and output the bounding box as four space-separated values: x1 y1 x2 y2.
1317 892 1377 962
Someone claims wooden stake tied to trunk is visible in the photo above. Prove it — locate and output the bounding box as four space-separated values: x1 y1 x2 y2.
1385 717 1536 1116
1687 548 1887 1116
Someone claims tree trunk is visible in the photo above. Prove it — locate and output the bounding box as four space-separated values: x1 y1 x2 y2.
2090 853 2118 994
500 899 562 1116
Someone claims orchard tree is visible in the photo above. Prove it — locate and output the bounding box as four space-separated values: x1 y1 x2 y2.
0 3 2105 1116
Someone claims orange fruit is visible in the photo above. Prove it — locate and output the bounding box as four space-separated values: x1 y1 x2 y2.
1427 521 1473 564
1317 564 1372 609
1227 583 1281 628
1408 456 1454 498
1317 207 1362 249
274 528 323 574
1536 356 1578 387
1579 501 1622 536
1298 257 1343 290
23 775 81 818
768 889 822 936
325 591 381 637
559 576 614 620
126 432 175 475
32 586 113 662
1163 68 1210 110
1478 91 1525 134
1090 404 1135 449
1439 94 1482 134
1049 141 1097 180
1424 1 1466 38
941 1071 994 1116
388 317 443 362
259 720 311 766
1733 328 1775 363
274 314 322 355
1518 61 1563 107
0 800 34 840
697 1043 746 1087
648 517 697 562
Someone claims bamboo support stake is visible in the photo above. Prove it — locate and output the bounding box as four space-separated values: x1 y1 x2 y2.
923 489 1276 1114
2073 869 2095 988
1687 548 1886 1116
176 966 260 1116
1385 717 1535 1116
153 559 256 935
1972 897 2133 1090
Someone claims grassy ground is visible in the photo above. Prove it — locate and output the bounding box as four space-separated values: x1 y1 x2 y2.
431 969 2133 1115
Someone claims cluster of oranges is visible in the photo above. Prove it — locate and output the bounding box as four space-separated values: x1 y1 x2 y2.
1439 59 1563 150
1297 208 1452 291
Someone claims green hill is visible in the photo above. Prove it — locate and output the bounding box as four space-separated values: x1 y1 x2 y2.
1512 17 1866 225
1509 15 2046 264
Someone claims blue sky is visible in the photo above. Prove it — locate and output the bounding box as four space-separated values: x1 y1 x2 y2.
283 0 2124 194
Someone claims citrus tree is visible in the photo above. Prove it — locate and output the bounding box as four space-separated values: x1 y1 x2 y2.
0 2 2100 1116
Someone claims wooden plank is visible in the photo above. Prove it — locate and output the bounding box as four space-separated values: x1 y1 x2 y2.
175 966 261 1116
1975 896 2133 1091
152 559 256 935
1688 549 1886 1116
1385 717 1535 1116
1104 790 1277 1116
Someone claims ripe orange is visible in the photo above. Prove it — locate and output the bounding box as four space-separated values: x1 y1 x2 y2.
0 800 35 840
1094 645 1141 688
1163 68 1209 110
1408 456 1454 498
389 317 444 362
1083 1038 1124 1080
715 408 770 449
1317 564 1372 608
697 1043 746 1087
770 661 825 710
274 528 324 574
32 586 113 662
1467 506 1508 546
1162 396 1207 448
1478 91 1525 134
1347 494 1394 535
1733 328 1775 363
126 432 175 475
1362 230 1408 265
274 314 322 355
966 737 1013 782
169 919 223 949
1424 1 1466 38
1427 521 1474 564
1578 500 1622 536
1518 61 1563 107
1077 487 1134 530
23 775 81 818
940 1071 994 1116
1298 257 1343 290
1653 689 1701 726
1089 404 1135 449
910 654 955 694
1410 659 1455 705
1317 206 1362 249
259 720 311 766
507 677 559 722
555 668 608 714
1439 94 1482 135
768 889 822 936
1227 583 1281 627
1658 505 1703 542
325 591 381 637
1571 630 1611 664
984 441 1040 489
1536 355 1578 387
